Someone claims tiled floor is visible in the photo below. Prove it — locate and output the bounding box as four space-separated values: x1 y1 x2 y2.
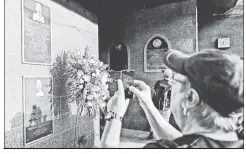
119 128 156 148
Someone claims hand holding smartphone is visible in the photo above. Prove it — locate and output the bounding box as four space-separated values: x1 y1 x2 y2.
108 70 135 99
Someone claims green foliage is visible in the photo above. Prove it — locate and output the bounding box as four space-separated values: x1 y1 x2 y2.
49 51 70 117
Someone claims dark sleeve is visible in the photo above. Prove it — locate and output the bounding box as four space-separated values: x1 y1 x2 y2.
154 81 160 90
167 90 171 99
165 82 172 99
29 113 35 121
143 139 179 148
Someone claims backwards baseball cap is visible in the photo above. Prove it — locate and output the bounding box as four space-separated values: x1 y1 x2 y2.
163 49 243 117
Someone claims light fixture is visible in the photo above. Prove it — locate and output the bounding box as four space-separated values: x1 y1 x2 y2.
153 39 162 48
115 44 122 50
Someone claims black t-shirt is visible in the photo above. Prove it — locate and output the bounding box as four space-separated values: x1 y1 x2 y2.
152 79 172 109
144 134 244 148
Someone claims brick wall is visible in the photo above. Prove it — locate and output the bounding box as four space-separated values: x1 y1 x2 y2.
199 16 243 57
5 0 99 148
99 0 196 131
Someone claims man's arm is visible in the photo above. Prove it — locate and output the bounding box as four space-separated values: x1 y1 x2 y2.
99 80 130 148
141 103 182 140
129 80 182 141
100 119 122 148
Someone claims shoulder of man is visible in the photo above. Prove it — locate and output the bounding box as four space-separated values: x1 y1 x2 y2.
160 79 170 84
144 135 200 148
143 135 244 148
154 80 161 89
160 80 171 89
155 80 161 85
143 139 179 148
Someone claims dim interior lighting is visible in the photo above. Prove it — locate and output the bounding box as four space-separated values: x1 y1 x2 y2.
115 44 122 50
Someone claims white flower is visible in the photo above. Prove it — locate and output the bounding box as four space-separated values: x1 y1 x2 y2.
86 83 93 89
87 95 93 100
92 73 96 77
103 90 109 96
79 79 84 84
103 73 108 78
102 95 107 100
77 70 83 78
83 90 88 96
87 102 93 107
92 86 100 92
92 93 99 99
78 85 84 89
93 92 98 97
82 59 87 64
89 59 95 64
95 69 100 75
83 93 87 98
102 78 108 85
83 75 91 82
99 62 103 66
100 102 106 108
83 63 90 72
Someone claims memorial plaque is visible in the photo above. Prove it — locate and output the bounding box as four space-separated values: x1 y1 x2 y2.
146 49 167 70
23 77 53 144
22 0 51 65
144 36 171 72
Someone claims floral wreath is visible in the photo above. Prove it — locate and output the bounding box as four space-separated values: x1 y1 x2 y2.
66 47 112 117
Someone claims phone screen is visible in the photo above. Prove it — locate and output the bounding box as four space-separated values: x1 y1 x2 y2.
108 70 134 98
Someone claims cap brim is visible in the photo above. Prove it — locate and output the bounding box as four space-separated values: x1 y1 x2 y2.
163 49 190 75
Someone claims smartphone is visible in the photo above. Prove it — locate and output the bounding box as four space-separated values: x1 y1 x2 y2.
122 70 134 99
108 70 134 99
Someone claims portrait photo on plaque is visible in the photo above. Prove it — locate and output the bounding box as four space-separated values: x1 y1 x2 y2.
144 36 171 72
22 0 51 65
23 77 53 144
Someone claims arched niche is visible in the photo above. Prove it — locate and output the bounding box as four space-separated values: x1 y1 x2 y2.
144 35 171 72
109 41 130 71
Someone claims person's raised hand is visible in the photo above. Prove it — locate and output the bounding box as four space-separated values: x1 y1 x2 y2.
107 79 130 118
129 80 153 109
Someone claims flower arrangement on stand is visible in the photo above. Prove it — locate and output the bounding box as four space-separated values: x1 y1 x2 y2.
50 47 111 148
66 46 112 118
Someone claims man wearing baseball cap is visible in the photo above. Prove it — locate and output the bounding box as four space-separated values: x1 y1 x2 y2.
100 49 243 148
137 49 244 148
